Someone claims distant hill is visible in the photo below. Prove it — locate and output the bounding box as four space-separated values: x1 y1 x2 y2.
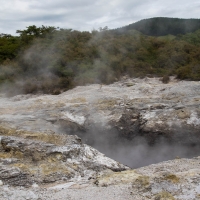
115 17 200 36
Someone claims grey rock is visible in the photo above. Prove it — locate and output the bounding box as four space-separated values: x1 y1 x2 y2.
0 77 200 198
0 133 128 187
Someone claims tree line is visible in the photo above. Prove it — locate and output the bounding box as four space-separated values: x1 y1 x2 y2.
0 18 200 95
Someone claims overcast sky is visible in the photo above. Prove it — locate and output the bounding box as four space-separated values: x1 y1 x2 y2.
1 0 200 35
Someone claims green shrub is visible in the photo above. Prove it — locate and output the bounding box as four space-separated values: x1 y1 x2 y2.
161 75 170 83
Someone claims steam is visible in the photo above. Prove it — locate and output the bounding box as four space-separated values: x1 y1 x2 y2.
0 27 146 97
59 121 200 168
0 27 199 169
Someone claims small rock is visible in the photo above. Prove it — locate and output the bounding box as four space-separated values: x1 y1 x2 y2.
32 183 39 188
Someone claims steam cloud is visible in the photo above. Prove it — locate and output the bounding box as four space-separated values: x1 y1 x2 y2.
0 27 199 169
60 123 200 168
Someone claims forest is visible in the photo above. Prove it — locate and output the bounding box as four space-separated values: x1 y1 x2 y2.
0 17 200 95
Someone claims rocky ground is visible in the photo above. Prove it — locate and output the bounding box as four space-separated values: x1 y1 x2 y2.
0 157 200 200
0 76 200 199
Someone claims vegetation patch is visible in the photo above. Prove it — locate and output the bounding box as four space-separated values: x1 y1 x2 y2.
96 99 118 109
154 191 175 200
132 175 150 190
96 170 142 186
1 18 200 95
0 125 72 145
68 97 87 103
164 174 180 183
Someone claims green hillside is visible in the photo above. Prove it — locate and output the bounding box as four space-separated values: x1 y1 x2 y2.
116 17 200 36
0 18 200 95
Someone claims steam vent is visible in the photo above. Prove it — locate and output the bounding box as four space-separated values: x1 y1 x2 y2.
0 77 200 199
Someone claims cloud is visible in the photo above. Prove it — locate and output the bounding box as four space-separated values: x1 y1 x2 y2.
0 0 200 35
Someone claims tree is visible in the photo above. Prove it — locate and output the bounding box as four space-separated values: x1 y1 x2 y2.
16 25 58 45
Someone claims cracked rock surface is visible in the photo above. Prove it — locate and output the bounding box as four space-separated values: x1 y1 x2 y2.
0 77 199 143
0 128 127 188
0 77 200 199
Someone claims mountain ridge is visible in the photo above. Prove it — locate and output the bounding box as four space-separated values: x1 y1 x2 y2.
114 17 200 36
